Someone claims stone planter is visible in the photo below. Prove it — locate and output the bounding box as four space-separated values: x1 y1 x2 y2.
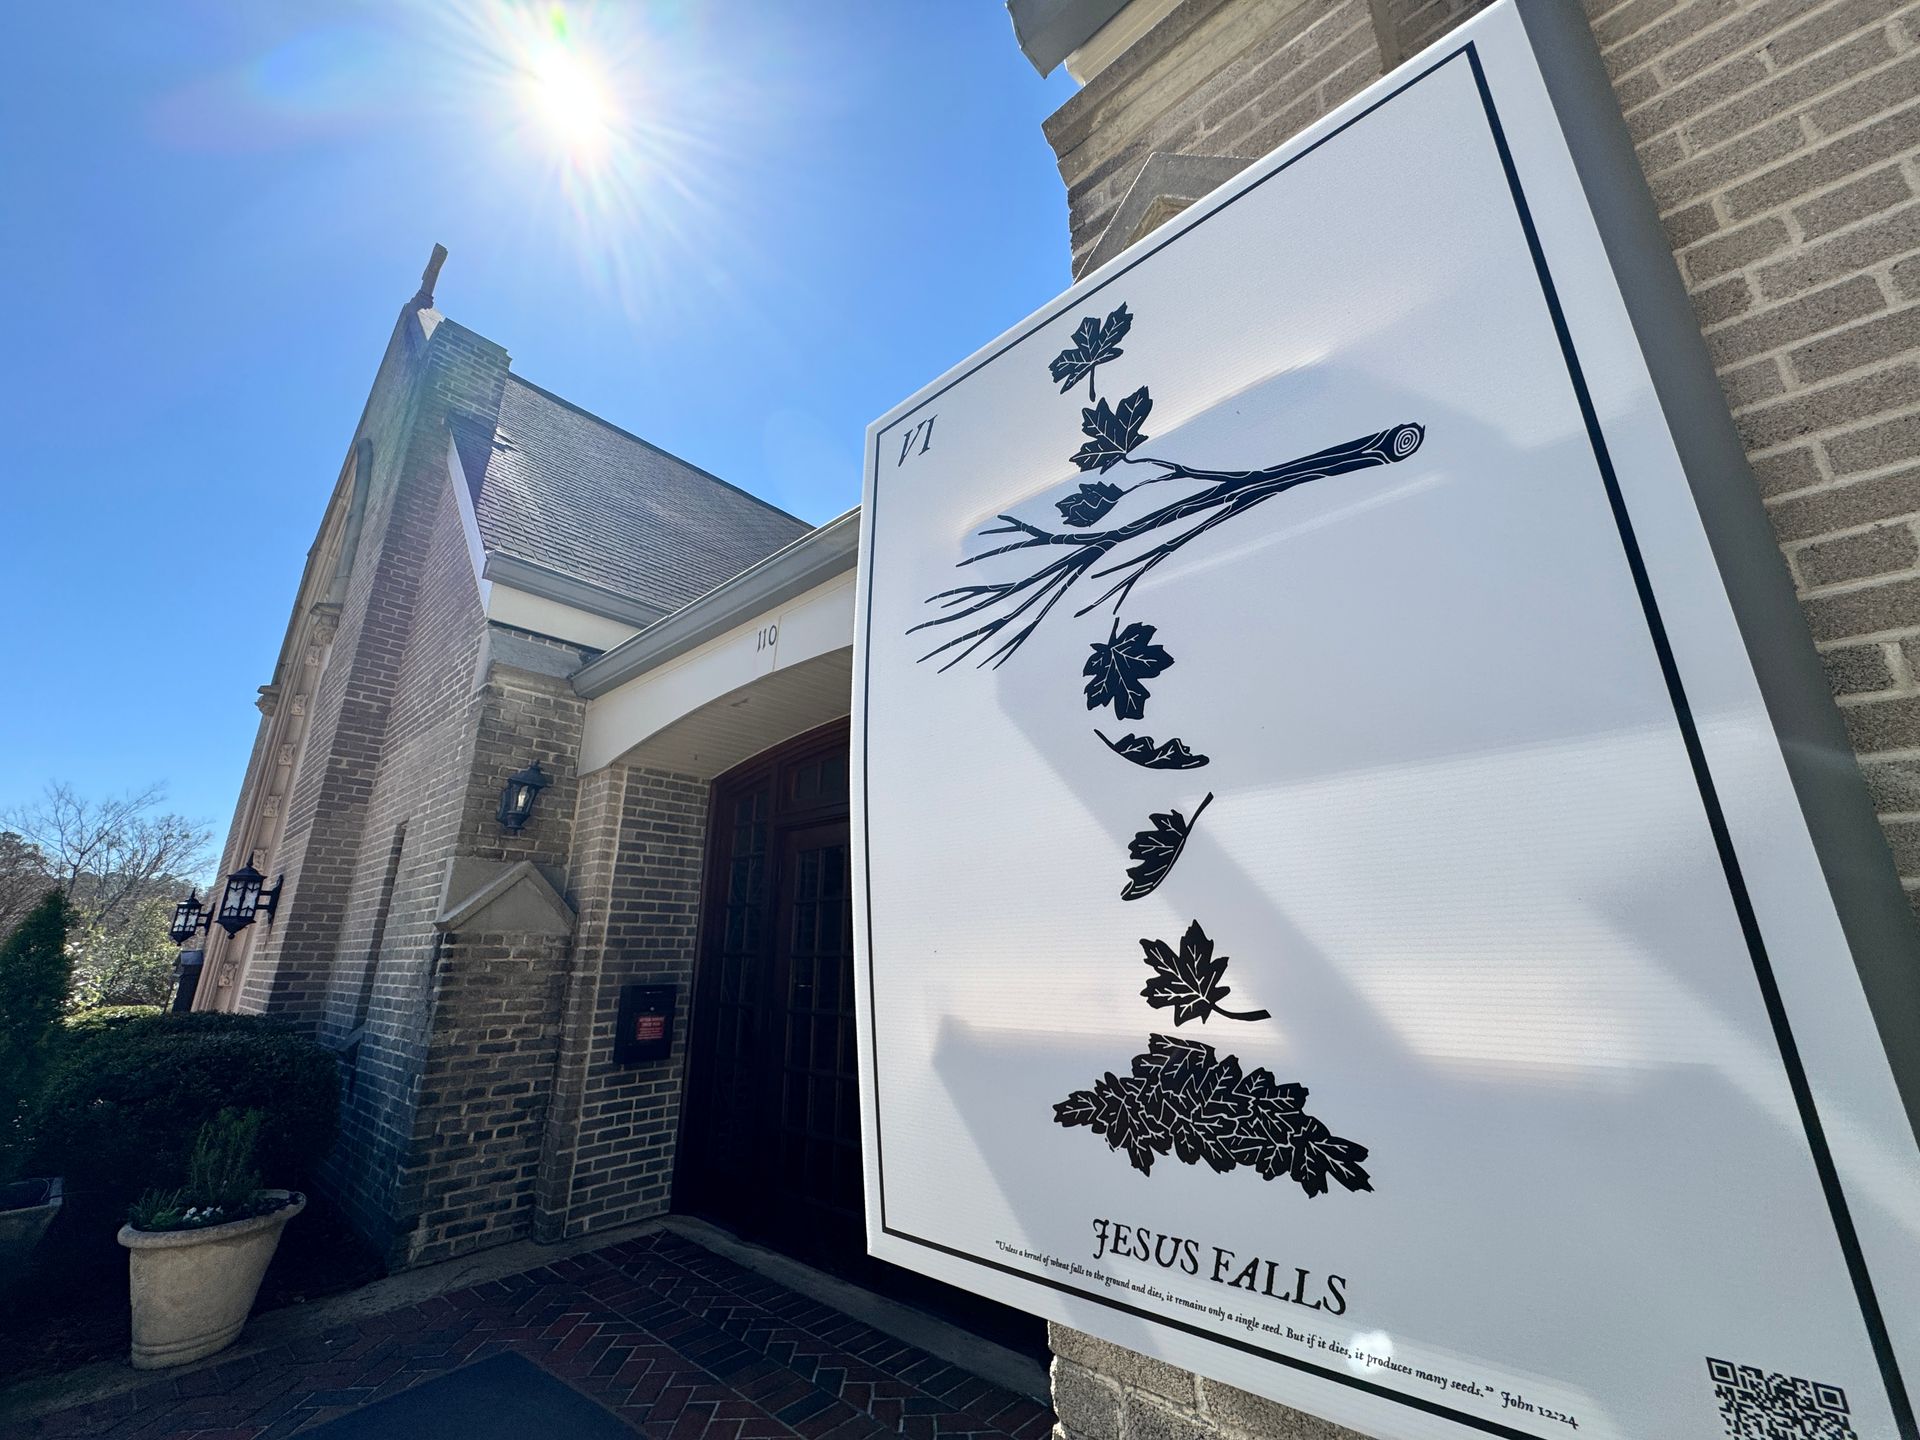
0 1177 63 1293
117 1190 304 1369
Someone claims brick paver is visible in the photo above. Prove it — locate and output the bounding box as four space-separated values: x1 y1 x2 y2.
17 1232 1053 1440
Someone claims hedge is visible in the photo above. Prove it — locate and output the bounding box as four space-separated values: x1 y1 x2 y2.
60 1004 163 1035
30 1011 337 1209
0 892 74 1183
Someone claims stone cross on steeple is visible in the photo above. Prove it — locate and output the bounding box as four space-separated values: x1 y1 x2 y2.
411 243 448 310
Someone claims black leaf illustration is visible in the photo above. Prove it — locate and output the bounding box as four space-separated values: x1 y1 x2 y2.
1290 1117 1375 1199
1071 386 1152 473
1058 481 1124 527
1053 1035 1371 1196
1047 302 1132 397
1083 620 1173 720
1140 919 1270 1025
1096 730 1209 770
1121 792 1212 901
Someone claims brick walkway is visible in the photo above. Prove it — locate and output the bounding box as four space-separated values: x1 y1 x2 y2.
17 1231 1054 1440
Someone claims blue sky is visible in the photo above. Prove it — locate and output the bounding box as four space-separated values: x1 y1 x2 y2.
0 2 1076 833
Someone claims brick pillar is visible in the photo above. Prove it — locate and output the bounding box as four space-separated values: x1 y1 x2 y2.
1365 0 1495 69
1048 1 1387 279
397 930 571 1267
533 764 708 1241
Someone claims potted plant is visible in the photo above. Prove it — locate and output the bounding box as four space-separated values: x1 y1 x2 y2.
0 1176 62 1292
118 1108 304 1369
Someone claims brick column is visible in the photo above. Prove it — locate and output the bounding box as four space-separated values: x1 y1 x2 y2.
534 764 709 1241
397 930 572 1267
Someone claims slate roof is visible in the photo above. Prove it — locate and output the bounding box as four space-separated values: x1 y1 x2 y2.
465 375 809 616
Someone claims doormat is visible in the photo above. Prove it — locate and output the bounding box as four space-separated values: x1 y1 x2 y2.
304 1352 634 1439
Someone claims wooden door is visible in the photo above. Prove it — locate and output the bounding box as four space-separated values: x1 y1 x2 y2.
680 724 858 1266
768 819 862 1258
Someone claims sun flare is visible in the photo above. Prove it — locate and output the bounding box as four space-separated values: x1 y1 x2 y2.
521 35 619 167
420 0 754 323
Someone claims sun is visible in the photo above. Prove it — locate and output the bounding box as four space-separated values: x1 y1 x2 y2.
519 22 619 167
441 0 739 322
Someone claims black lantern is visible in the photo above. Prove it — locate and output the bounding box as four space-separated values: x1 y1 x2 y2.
215 859 283 935
168 892 209 947
498 760 548 833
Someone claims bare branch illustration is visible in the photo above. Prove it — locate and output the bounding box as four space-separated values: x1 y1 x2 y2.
912 423 1425 670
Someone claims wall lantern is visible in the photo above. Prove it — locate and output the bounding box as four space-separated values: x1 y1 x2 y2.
498 760 548 834
215 859 284 936
168 892 210 947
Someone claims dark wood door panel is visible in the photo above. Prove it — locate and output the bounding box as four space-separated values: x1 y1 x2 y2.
771 821 861 1254
681 721 854 1241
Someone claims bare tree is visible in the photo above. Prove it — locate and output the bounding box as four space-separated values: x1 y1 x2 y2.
3 783 213 936
0 830 52 938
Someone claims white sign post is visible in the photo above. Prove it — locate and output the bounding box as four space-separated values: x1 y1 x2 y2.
853 3 1920 1436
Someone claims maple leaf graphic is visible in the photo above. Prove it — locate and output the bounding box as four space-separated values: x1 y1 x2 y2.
1057 481 1124 528
1084 620 1173 721
1072 386 1152 473
1047 302 1132 397
1053 1035 1372 1196
1140 919 1270 1024
1096 731 1209 770
1120 793 1211 901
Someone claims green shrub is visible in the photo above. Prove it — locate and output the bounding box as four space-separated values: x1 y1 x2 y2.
59 1007 292 1048
0 891 74 1181
61 1005 163 1035
30 1012 336 1210
128 1109 281 1232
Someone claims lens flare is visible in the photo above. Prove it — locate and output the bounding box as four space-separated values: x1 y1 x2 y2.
300 0 809 327
520 26 618 167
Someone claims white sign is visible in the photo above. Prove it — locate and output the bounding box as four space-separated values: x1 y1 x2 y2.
852 4 1920 1437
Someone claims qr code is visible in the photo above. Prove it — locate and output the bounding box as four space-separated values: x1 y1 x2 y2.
1708 1357 1857 1440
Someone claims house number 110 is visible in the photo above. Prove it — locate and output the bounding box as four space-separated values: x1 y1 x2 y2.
755 624 778 652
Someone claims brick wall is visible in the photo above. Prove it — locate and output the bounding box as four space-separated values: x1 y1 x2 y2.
317 453 495 1253
1047 1 1387 277
398 930 571 1266
1050 1325 1369 1440
369 656 589 1265
457 664 586 873
210 292 607 1258
210 275 713 1267
235 313 508 1029
323 631 681 1269
536 762 709 1240
230 310 431 1024
1041 1 1920 1436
